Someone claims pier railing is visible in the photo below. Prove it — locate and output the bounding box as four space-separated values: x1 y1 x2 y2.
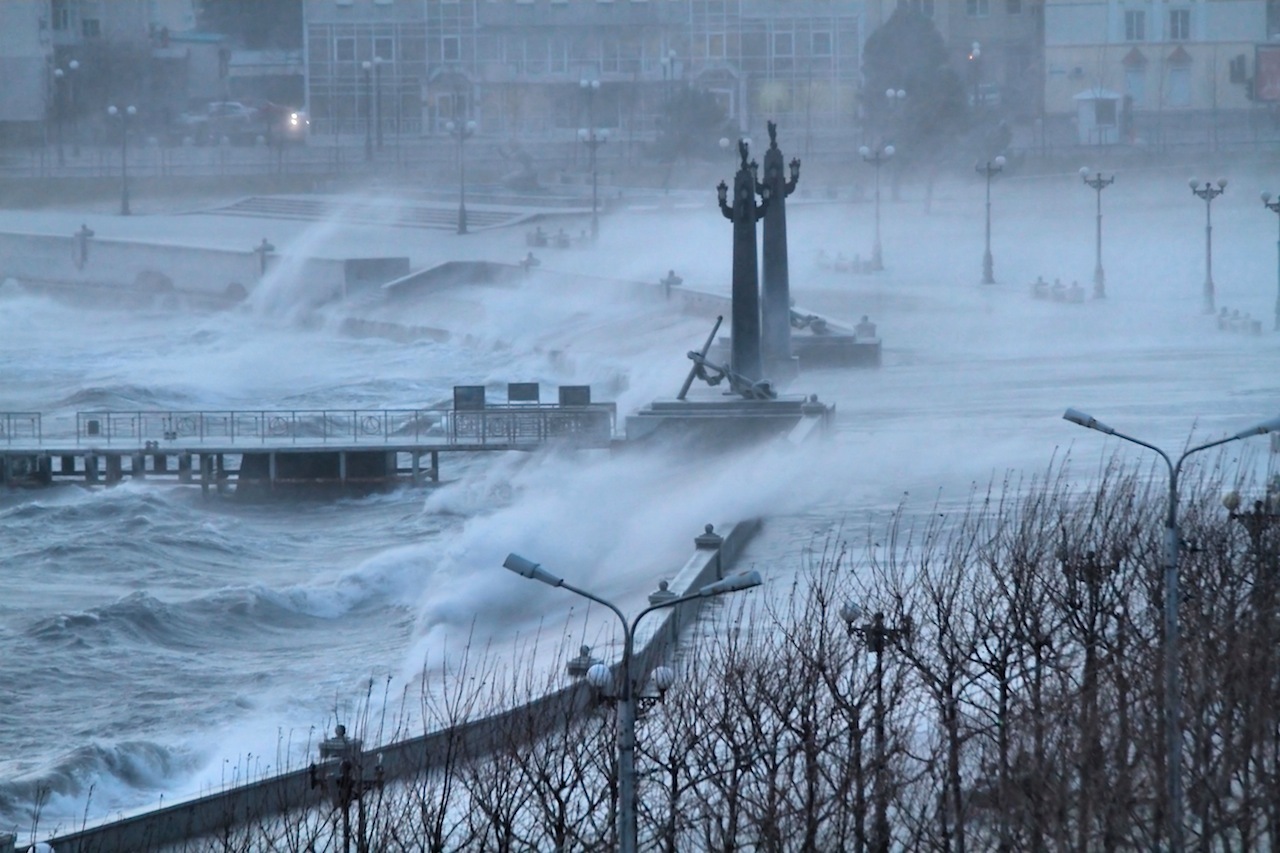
446 403 616 445
0 413 41 444
70 405 617 447
75 409 443 445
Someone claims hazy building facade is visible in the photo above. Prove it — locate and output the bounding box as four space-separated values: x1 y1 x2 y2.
1044 0 1263 141
302 0 863 142
0 1 54 138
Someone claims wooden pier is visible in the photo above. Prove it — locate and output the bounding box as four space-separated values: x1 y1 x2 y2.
0 391 616 496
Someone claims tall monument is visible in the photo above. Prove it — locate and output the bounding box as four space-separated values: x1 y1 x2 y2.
758 121 800 380
717 139 771 383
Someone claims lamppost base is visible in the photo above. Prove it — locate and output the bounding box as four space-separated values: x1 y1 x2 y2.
457 206 468 236
1093 270 1106 299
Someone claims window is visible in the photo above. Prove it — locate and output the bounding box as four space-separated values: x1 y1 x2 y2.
901 0 934 17
1125 10 1145 42
82 18 100 37
966 0 989 18
336 37 356 61
1169 9 1190 41
442 36 460 62
51 0 70 30
374 36 394 61
707 32 725 59
1007 0 1021 13
773 32 792 57
812 31 831 56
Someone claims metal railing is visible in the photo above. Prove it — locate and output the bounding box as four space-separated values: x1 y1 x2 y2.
75 409 442 445
0 413 41 444
446 403 616 446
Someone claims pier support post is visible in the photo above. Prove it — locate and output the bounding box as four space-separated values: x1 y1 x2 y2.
430 450 439 483
269 452 277 491
200 454 213 497
106 455 123 485
411 451 421 486
153 453 168 474
86 454 99 484
215 454 227 495
131 453 146 479
178 453 191 483
61 455 76 478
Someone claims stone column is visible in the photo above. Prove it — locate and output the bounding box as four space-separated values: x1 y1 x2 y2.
718 139 770 383
759 121 799 381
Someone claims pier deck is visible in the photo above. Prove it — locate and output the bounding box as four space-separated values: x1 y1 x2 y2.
0 403 616 494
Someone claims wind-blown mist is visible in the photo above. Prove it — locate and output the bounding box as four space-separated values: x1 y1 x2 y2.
1 164 1276 838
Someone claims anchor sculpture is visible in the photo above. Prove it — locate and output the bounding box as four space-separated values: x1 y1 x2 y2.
677 316 777 402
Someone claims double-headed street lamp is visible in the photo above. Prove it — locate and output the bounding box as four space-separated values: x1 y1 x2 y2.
840 604 911 853
580 78 604 241
968 42 982 108
977 156 1006 284
1063 407 1280 853
502 552 763 853
1080 168 1114 299
1261 191 1280 331
106 104 136 216
859 143 895 271
446 119 476 235
53 66 70 166
1190 178 1227 314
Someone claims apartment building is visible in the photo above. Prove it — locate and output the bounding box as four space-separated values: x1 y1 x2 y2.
0 1 53 138
302 0 863 140
1044 0 1264 138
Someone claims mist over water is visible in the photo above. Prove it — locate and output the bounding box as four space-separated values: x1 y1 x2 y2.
1 166 1277 837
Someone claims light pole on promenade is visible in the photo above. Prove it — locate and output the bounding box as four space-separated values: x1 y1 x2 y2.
1190 178 1227 314
1261 191 1280 331
502 552 762 853
581 78 604 241
1062 407 1280 853
361 60 375 162
977 155 1006 284
1080 168 1114 298
840 604 911 853
447 119 476 235
106 104 136 216
859 143 894 271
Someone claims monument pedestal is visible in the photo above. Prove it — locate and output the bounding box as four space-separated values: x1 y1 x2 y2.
625 395 832 445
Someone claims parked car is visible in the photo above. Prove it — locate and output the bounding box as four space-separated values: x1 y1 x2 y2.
257 102 310 144
172 101 261 145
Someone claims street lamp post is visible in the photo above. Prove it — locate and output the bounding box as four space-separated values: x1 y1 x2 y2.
968 42 982 109
361 60 374 162
1261 191 1280 331
581 79 603 241
68 60 79 157
977 156 1006 284
501 552 762 853
53 67 66 167
858 143 894 271
1080 168 1114 299
446 119 476 235
106 105 136 216
372 57 383 150
1190 178 1227 314
1062 407 1280 853
840 604 911 853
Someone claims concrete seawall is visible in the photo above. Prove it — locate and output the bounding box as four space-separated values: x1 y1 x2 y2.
45 519 761 852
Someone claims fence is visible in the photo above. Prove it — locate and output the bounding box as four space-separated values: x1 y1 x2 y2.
446 403 616 446
75 409 442 445
0 413 41 444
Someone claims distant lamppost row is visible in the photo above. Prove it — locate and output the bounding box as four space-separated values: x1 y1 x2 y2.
859 143 895 271
1080 168 1114 299
501 552 762 853
1261 191 1280 331
447 118 476 235
1063 407 1280 853
977 155 1006 284
372 57 384 150
106 104 136 216
1190 178 1227 314
840 604 911 853
580 78 604 241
